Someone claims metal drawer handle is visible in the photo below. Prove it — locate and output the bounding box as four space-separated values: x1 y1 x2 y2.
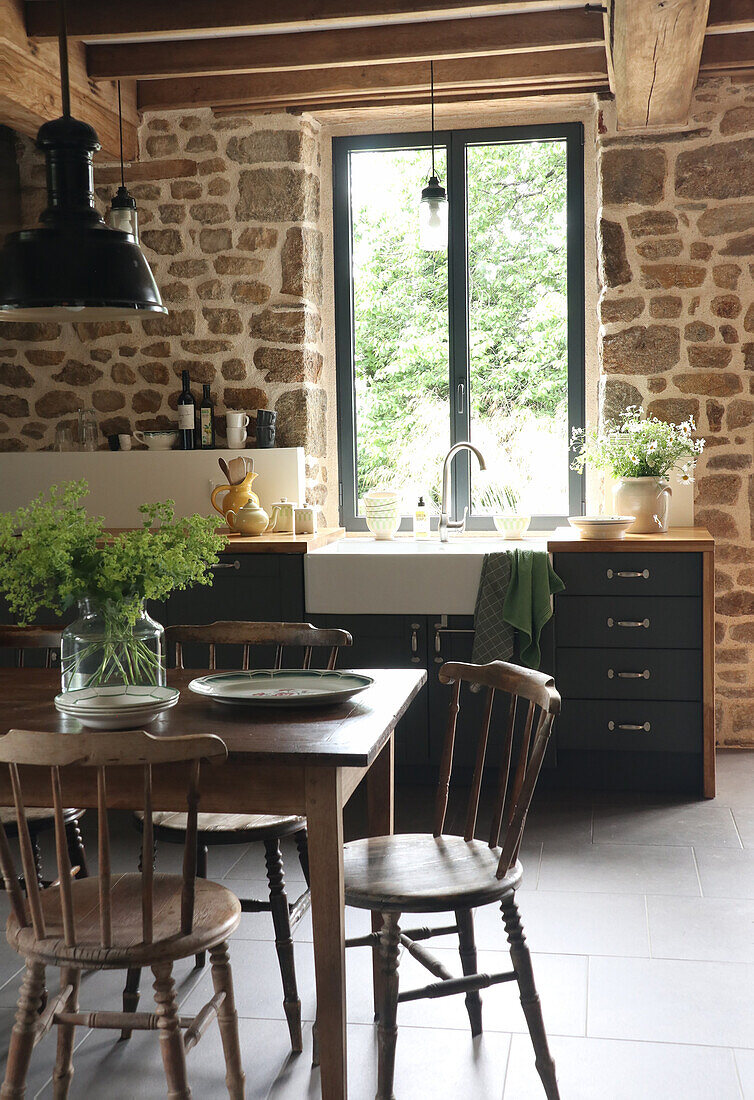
607 618 650 629
211 560 241 570
608 668 650 679
410 623 421 664
608 721 651 732
607 569 650 580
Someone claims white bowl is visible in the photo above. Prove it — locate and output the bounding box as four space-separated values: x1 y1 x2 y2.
493 514 531 539
568 515 635 540
134 430 179 451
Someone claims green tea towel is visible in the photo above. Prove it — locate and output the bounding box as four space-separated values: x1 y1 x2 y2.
503 548 565 669
472 552 514 666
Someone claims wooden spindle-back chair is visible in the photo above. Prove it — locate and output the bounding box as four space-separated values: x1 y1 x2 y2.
0 627 88 891
123 620 352 1053
342 659 561 1100
0 727 245 1100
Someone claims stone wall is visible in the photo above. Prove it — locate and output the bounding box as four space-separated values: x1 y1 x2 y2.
0 109 332 523
597 77 754 746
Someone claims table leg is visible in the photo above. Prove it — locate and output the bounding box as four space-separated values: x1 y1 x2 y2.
366 735 395 1019
305 766 347 1100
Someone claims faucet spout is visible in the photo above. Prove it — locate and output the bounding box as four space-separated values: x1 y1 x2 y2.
439 442 487 543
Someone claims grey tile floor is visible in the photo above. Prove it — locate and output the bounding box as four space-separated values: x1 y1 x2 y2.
0 750 752 1098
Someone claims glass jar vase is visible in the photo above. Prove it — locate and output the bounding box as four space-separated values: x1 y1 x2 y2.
61 599 166 692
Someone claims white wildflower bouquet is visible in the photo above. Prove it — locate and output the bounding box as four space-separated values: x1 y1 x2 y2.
570 406 704 480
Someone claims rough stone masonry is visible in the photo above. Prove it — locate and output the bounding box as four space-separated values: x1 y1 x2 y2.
0 108 330 523
598 76 754 747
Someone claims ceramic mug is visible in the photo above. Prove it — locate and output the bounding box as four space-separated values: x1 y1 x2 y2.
227 428 247 450
118 434 132 451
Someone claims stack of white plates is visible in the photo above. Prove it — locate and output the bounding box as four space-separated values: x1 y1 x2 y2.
54 685 180 730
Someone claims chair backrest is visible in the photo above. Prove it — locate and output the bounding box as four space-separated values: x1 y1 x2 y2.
0 626 62 669
0 729 227 948
168 620 352 672
435 660 560 879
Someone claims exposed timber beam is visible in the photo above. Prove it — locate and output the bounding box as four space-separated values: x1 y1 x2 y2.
605 0 711 130
1 0 137 158
87 10 603 81
25 0 587 41
137 47 608 112
701 30 754 72
706 0 754 35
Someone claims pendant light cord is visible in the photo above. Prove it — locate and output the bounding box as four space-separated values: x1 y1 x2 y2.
430 59 436 179
57 0 71 117
117 81 125 188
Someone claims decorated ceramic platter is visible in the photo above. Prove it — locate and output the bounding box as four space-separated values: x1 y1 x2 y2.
54 685 180 730
188 669 374 708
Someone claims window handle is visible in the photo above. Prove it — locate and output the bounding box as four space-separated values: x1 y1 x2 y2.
456 383 465 415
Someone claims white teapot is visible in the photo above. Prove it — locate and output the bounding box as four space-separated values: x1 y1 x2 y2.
266 498 296 534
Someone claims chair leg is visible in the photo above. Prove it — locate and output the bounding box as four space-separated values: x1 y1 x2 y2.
209 942 246 1100
52 967 80 1100
152 962 191 1100
64 819 89 879
264 838 302 1053
194 843 209 970
501 898 559 1100
120 967 141 1041
1 960 46 1100
376 913 401 1100
455 908 483 1038
294 828 310 887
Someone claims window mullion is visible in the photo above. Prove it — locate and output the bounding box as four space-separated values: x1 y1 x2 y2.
448 132 470 522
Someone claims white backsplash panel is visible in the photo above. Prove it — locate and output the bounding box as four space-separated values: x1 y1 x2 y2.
0 448 305 527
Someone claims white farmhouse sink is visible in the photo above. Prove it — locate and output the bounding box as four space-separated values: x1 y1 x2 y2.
304 536 549 615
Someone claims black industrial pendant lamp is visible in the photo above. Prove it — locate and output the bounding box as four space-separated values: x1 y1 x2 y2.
106 82 139 242
418 60 448 252
0 0 166 321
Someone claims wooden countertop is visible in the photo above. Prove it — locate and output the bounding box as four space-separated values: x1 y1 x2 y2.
221 527 345 553
547 526 713 553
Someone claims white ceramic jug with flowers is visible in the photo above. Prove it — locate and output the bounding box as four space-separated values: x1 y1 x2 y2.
571 406 704 535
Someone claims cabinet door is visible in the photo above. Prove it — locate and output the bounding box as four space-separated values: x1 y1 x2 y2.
309 613 430 767
428 615 556 771
164 553 304 668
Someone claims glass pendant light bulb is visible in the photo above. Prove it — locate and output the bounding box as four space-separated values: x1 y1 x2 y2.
107 184 139 242
419 177 448 250
419 60 448 252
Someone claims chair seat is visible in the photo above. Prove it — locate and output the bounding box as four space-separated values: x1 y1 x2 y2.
136 810 306 841
7 873 241 968
343 834 523 913
0 808 84 827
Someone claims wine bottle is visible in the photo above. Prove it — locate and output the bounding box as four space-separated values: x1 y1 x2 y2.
198 383 215 449
177 369 195 450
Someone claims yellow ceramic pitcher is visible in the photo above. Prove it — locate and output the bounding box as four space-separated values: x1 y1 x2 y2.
211 470 260 529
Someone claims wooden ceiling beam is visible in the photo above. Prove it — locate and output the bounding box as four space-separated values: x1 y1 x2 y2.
26 0 586 41
701 30 754 72
605 0 710 130
706 0 754 35
137 47 608 111
86 10 603 81
1 0 137 159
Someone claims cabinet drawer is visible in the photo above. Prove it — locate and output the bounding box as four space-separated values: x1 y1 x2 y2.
557 699 702 753
553 553 701 597
555 597 701 649
556 647 702 701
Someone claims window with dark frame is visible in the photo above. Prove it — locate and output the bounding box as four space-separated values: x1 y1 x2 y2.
333 123 586 532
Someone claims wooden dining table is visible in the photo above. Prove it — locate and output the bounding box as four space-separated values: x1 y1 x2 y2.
0 666 426 1100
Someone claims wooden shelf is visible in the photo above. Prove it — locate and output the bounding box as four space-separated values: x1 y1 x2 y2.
547 526 714 554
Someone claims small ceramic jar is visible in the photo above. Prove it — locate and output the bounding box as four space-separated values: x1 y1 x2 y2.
294 506 317 535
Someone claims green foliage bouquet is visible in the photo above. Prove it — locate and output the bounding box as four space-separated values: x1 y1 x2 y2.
570 406 704 480
0 480 225 687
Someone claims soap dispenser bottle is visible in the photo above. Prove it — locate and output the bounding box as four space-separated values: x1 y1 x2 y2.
414 496 430 539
